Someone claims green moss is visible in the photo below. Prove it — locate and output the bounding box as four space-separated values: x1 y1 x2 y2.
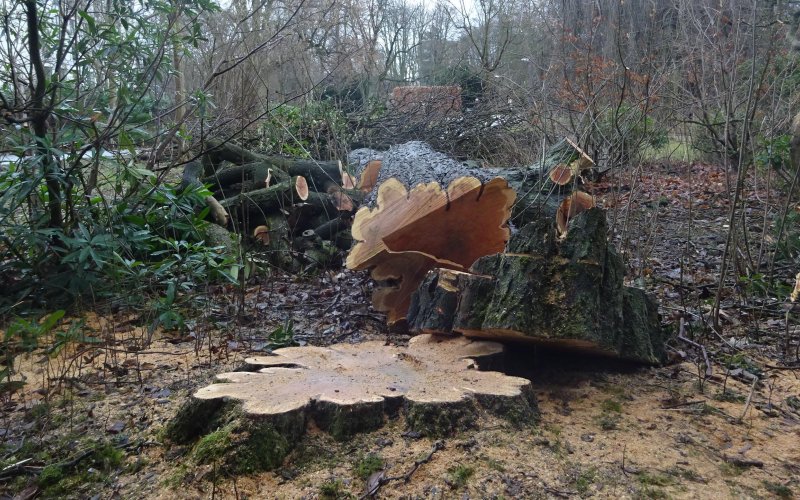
714 390 745 403
636 486 669 499
232 422 294 472
162 463 189 488
192 424 233 464
574 466 597 495
638 471 674 487
600 399 622 413
763 481 793 499
447 464 474 488
666 466 704 482
38 464 63 487
319 479 351 499
483 457 506 472
37 441 123 497
315 401 384 440
597 414 620 431
476 386 540 428
354 453 384 479
169 401 306 474
89 442 123 471
163 397 227 444
720 462 745 477
405 400 476 437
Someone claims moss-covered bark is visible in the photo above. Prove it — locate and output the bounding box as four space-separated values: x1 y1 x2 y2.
408 208 666 364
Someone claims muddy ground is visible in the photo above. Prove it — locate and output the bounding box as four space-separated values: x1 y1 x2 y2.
2 161 800 499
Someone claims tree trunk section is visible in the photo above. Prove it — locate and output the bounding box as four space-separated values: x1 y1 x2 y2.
407 209 666 365
165 335 538 473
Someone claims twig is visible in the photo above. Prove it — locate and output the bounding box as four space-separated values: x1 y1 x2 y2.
0 458 33 480
738 375 759 423
723 454 763 468
678 317 712 377
660 400 706 409
360 440 444 499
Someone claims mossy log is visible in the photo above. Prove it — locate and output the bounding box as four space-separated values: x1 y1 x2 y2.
220 179 316 226
407 208 666 365
165 334 538 473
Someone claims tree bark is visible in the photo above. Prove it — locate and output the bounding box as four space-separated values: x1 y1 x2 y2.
26 0 62 228
407 209 666 365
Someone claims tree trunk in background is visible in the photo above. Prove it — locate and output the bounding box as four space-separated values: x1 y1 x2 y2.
25 0 62 228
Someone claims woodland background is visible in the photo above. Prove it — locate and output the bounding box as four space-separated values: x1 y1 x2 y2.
1 0 799 319
3 1 800 498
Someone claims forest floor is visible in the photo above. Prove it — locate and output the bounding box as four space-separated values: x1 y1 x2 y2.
2 161 800 499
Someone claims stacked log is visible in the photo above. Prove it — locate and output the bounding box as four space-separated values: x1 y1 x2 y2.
185 138 595 273
184 140 363 271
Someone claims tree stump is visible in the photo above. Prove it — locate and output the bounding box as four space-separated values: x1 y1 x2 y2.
407 209 666 365
165 334 537 473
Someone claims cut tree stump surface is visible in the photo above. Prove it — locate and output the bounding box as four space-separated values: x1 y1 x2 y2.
166 335 537 472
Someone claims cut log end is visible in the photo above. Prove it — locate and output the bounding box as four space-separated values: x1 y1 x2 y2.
295 176 309 201
347 175 515 324
556 191 595 235
358 160 382 192
549 164 573 185
253 225 270 245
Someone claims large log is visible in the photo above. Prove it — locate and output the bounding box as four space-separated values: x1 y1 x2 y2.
347 176 516 324
407 208 666 365
204 139 345 193
345 140 595 325
165 334 538 473
358 140 593 226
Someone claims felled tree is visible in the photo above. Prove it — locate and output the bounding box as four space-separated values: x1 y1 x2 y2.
347 176 516 324
407 208 666 365
165 334 537 473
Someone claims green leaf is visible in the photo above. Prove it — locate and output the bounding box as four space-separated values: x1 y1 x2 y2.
78 11 97 34
118 131 136 158
39 310 66 333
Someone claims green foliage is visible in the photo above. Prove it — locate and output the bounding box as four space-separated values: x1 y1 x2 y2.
1 158 240 323
0 0 226 322
774 208 800 265
256 102 350 160
267 318 297 349
763 480 793 499
573 466 597 495
1 310 65 385
638 471 675 487
600 399 622 413
428 65 484 108
354 453 384 479
37 439 124 495
593 104 669 166
719 353 763 377
754 134 792 171
192 425 233 464
447 464 475 488
319 479 351 499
